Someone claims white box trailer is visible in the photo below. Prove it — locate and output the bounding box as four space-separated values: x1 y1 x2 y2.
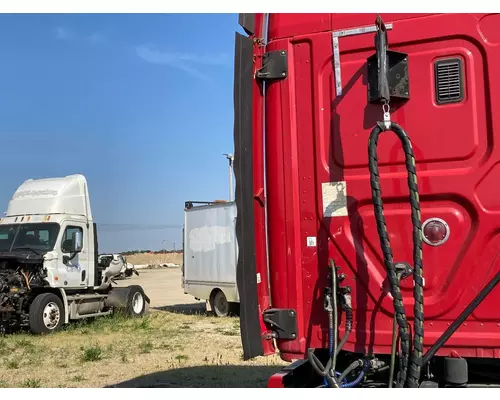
182 201 239 317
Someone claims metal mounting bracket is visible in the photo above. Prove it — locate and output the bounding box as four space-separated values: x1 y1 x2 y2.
263 308 297 340
256 50 288 81
332 23 393 97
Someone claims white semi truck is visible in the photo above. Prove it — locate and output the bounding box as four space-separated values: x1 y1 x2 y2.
182 200 239 317
0 174 149 334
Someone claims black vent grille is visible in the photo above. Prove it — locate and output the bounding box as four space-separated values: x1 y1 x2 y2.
434 58 464 105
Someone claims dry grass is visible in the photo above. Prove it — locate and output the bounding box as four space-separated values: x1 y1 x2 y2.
0 310 287 388
125 252 183 266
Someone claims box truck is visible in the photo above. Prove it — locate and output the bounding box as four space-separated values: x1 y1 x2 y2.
182 201 239 317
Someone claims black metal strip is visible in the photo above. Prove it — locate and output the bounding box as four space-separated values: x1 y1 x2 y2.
233 31 264 360
422 268 500 367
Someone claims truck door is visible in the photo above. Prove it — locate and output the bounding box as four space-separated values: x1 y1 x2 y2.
59 222 90 288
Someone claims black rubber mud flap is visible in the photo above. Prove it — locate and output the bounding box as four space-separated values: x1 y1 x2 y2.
233 30 264 360
238 13 255 36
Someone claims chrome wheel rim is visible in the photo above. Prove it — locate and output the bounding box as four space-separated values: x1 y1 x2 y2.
132 292 144 314
43 302 60 329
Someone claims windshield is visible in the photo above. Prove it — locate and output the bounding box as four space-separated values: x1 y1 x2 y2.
0 223 61 253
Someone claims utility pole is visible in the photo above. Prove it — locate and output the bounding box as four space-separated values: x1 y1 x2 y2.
173 241 176 251
223 153 234 202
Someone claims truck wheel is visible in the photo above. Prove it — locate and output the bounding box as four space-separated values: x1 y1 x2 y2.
211 290 229 317
29 293 65 334
126 285 147 317
106 285 149 317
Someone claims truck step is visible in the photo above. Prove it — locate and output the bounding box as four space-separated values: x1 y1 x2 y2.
70 310 113 320
66 293 107 301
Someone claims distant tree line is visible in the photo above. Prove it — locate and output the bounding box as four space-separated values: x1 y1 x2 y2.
121 249 183 255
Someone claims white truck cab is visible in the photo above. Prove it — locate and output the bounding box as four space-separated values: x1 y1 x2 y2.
0 174 149 334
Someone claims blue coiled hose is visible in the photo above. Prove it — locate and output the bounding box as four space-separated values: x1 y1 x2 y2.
325 357 370 388
329 319 334 358
340 361 369 388
323 324 346 387
324 374 343 387
321 263 362 388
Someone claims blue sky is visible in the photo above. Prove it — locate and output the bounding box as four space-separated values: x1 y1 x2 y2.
0 13 239 252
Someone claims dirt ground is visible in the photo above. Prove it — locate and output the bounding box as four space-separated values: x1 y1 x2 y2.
125 252 183 266
0 267 287 388
134 267 202 308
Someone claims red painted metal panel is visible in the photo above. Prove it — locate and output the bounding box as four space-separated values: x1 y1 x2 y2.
267 372 286 388
252 13 275 357
263 12 500 360
268 13 331 41
268 13 436 41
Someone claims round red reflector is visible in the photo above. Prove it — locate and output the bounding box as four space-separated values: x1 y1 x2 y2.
422 218 449 246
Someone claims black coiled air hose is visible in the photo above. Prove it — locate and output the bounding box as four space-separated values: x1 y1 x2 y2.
368 121 424 388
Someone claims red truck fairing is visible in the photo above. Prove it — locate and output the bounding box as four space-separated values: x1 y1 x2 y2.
234 12 500 386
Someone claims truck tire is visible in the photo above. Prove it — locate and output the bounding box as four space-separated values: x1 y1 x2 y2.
211 290 231 317
29 293 65 334
107 285 147 317
127 285 147 317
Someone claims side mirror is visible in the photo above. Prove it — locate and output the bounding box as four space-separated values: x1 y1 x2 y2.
63 230 83 264
72 231 83 253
